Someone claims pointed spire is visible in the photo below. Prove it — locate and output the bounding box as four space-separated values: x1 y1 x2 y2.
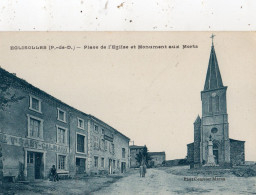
203 35 224 91
194 115 201 124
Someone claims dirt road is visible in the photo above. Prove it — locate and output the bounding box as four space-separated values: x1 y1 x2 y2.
1 166 255 194
94 167 256 195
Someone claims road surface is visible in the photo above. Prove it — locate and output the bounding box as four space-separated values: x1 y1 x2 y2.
94 167 256 195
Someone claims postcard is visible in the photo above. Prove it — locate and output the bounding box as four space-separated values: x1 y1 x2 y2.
0 32 255 194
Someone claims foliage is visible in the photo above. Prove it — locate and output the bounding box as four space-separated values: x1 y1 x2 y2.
135 145 152 166
0 74 25 110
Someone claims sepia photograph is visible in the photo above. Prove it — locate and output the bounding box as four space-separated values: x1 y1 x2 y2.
0 32 256 194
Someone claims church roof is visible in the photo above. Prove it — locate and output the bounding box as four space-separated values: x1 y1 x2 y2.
203 44 224 91
194 115 201 124
229 138 245 143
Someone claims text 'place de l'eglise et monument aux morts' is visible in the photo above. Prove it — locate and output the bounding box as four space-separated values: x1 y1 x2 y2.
187 36 245 168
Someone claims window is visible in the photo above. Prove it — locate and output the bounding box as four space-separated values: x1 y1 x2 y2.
209 96 213 112
104 140 108 151
111 143 115 154
215 95 220 112
94 156 98 167
57 108 66 123
117 160 120 169
78 118 84 129
94 125 98 133
113 160 116 169
29 95 42 113
57 125 67 144
77 134 85 153
122 148 125 158
30 118 40 138
211 127 218 134
27 114 44 140
58 155 66 170
101 129 105 134
109 142 112 153
27 152 34 164
93 136 100 150
101 157 104 168
100 139 105 151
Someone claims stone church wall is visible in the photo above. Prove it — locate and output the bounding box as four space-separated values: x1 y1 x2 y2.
230 139 245 165
193 119 201 164
187 143 194 163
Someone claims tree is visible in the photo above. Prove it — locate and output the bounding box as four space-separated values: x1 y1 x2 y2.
135 145 152 167
0 70 24 110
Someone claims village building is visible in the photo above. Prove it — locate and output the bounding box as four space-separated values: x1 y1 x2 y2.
0 67 130 181
148 152 166 167
187 37 245 168
129 145 144 168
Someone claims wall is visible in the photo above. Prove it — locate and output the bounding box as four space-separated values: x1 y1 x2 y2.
0 69 130 180
130 148 143 168
149 154 165 166
69 111 88 176
193 117 201 164
87 118 129 175
187 143 194 163
0 75 71 179
230 140 245 165
201 87 230 164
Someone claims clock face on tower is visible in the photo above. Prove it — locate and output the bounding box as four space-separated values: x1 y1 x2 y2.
212 92 216 97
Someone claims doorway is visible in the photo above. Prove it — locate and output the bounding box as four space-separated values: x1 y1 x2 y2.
121 162 126 173
27 151 43 181
76 158 86 174
213 149 219 164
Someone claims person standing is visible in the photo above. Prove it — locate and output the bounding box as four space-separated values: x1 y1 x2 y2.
49 165 59 182
142 163 147 177
139 165 143 177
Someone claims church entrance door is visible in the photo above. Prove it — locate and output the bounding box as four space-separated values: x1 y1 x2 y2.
213 150 219 164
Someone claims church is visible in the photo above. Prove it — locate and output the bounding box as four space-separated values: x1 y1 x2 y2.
187 36 245 168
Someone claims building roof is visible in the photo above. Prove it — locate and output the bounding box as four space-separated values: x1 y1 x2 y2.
149 152 166 156
89 115 130 141
194 115 201 124
129 145 144 149
203 44 224 91
230 138 245 143
0 67 130 141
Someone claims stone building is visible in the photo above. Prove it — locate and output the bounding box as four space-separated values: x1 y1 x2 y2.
0 67 130 181
187 39 245 168
129 145 144 168
148 152 166 167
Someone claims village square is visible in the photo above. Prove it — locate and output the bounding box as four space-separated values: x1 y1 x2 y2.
0 33 256 194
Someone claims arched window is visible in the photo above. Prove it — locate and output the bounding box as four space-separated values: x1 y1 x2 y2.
213 143 218 149
214 95 220 112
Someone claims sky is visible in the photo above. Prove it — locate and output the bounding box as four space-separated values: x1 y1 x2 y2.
0 32 256 161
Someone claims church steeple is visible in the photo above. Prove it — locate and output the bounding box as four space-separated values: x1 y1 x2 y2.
203 35 224 91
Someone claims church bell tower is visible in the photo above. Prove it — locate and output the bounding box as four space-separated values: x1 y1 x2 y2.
200 35 230 165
